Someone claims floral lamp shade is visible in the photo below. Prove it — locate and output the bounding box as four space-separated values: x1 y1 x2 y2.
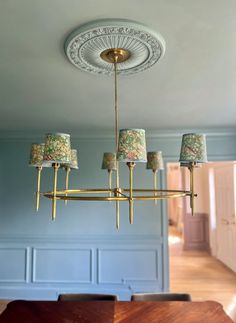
102 152 117 171
29 143 50 167
43 133 71 164
69 149 79 169
179 133 207 165
146 151 164 171
117 129 147 162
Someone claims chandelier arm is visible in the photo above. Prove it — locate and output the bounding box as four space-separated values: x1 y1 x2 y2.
36 166 42 212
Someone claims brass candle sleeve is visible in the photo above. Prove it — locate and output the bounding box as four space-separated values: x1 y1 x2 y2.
36 166 42 212
153 169 157 205
52 163 60 221
128 162 135 224
108 169 112 198
189 163 195 216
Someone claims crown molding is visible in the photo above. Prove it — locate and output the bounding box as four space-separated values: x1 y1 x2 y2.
0 128 236 142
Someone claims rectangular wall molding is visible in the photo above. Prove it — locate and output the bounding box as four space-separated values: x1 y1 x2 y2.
0 247 29 283
32 248 93 283
97 246 162 289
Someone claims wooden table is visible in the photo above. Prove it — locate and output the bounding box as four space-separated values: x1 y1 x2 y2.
0 300 233 323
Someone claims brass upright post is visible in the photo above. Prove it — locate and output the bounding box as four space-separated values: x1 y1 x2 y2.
189 162 195 216
52 163 60 221
65 167 71 205
36 166 42 212
108 169 112 198
153 169 157 205
128 162 135 224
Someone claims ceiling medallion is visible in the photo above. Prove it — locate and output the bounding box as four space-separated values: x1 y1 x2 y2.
64 18 166 75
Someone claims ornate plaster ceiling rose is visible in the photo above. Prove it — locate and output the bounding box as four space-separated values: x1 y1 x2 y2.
64 18 166 75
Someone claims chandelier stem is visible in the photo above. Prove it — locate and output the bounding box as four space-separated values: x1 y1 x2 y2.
52 163 59 221
65 167 71 206
114 58 119 188
36 166 42 212
189 163 195 216
153 170 157 205
114 57 120 230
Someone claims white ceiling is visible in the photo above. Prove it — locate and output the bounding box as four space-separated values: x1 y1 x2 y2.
0 0 236 136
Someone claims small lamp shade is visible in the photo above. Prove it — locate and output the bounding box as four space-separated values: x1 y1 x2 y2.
102 152 117 170
179 133 207 164
117 129 147 162
43 133 71 164
146 151 164 171
70 149 78 169
29 143 50 167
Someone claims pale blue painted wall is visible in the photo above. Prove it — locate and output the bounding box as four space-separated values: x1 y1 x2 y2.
0 131 235 300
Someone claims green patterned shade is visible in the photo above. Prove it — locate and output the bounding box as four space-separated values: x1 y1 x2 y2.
146 151 164 171
117 129 147 162
29 143 50 167
43 133 71 164
102 152 117 170
69 149 78 169
179 133 207 164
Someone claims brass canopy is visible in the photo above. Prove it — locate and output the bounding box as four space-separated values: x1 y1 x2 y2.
100 48 130 64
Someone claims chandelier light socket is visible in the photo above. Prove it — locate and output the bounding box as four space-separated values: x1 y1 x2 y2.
29 143 50 167
179 133 207 165
146 151 164 171
43 133 71 165
101 152 117 171
117 129 147 162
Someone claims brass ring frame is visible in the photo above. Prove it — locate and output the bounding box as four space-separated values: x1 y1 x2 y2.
43 188 195 201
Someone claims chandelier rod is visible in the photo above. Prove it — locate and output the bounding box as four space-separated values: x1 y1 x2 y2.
114 54 120 229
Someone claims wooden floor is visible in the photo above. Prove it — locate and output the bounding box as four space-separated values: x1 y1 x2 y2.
169 225 236 322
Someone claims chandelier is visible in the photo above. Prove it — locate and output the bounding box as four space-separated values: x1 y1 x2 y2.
29 19 207 229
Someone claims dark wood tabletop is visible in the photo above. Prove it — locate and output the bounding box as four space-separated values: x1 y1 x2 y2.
0 300 233 323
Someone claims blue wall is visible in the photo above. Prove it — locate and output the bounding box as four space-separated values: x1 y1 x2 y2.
0 130 235 300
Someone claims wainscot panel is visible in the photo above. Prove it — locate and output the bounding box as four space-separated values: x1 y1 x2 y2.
32 248 92 283
98 247 161 287
0 248 29 283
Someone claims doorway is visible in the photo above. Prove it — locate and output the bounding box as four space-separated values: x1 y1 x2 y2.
167 161 236 321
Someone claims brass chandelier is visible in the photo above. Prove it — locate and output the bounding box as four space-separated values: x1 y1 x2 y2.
29 20 207 229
